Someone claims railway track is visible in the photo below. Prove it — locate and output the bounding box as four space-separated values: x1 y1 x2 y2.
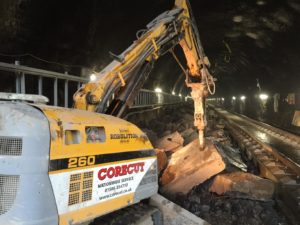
209 106 300 224
211 106 300 182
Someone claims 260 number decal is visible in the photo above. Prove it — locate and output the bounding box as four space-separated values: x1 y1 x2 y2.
68 156 96 168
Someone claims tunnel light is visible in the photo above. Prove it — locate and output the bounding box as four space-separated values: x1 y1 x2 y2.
90 73 96 82
259 94 269 100
233 15 243 23
240 96 246 100
256 1 266 6
154 87 162 93
232 96 236 100
179 94 182 97
172 91 175 95
222 97 225 101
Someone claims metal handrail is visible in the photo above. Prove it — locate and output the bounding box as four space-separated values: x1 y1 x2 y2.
132 89 184 108
0 62 87 82
0 62 87 107
0 62 187 109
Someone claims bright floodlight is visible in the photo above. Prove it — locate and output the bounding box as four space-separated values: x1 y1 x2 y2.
172 91 175 95
179 93 182 97
154 87 162 93
259 93 268 100
240 96 246 100
232 96 236 100
222 97 225 101
90 73 96 82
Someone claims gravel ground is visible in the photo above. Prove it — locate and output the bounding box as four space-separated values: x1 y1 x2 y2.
173 180 288 225
130 105 290 225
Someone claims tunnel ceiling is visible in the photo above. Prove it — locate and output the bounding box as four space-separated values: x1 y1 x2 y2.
0 0 299 97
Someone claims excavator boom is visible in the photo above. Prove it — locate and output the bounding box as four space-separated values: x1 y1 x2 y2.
0 1 217 225
73 0 215 148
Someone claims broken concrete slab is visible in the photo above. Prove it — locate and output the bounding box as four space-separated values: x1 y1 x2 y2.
209 172 275 201
155 148 168 173
269 167 285 175
160 139 226 194
156 131 184 153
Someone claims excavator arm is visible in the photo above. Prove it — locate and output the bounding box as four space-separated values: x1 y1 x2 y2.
73 0 215 148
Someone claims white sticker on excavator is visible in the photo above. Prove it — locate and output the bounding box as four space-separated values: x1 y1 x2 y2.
49 158 156 215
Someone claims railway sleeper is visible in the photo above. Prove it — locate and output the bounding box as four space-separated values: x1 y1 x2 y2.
214 111 300 225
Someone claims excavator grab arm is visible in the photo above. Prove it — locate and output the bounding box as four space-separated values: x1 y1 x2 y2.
73 0 215 149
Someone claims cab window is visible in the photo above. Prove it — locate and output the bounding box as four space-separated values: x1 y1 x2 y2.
65 130 81 145
85 127 106 143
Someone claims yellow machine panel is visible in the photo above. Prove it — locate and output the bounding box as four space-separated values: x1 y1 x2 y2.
33 105 157 225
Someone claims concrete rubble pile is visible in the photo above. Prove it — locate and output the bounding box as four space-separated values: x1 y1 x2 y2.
209 172 275 201
180 180 287 225
129 105 289 225
155 131 184 153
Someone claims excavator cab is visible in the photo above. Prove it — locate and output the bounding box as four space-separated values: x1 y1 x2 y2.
0 98 158 225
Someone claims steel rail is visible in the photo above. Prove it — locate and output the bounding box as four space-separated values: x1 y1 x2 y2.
209 105 300 184
236 112 300 147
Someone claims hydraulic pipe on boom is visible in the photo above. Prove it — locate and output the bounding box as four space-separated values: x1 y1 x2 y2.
73 0 215 149
0 2 218 225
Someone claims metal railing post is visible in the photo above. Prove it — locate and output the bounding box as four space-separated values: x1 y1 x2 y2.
54 78 58 106
15 61 20 93
15 75 20 93
64 80 68 107
38 76 43 95
20 72 26 94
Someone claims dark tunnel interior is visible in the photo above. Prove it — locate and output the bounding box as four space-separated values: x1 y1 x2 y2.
0 0 300 129
1 1 300 225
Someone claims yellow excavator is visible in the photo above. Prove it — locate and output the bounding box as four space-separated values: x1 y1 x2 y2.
0 0 215 225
